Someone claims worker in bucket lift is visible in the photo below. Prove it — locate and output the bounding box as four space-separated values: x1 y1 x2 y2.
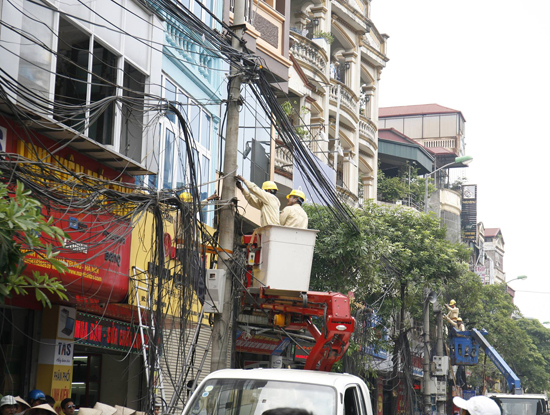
446 316 466 331
235 175 280 226
445 299 459 323
280 188 308 229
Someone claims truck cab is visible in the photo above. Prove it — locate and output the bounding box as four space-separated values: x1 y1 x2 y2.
183 369 373 415
487 393 548 415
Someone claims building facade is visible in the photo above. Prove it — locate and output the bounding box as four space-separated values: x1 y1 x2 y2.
0 0 212 411
272 0 388 206
483 228 506 284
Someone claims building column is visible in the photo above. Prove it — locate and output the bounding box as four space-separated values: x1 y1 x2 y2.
36 306 76 410
310 5 328 34
363 175 374 201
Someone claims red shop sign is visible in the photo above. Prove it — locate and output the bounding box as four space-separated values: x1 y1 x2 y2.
23 208 132 303
74 312 146 353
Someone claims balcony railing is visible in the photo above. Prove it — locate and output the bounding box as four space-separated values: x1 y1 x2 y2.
359 116 377 143
424 138 457 149
330 81 358 115
274 142 293 178
290 31 327 75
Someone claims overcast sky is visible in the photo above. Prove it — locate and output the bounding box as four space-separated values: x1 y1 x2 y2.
373 0 550 323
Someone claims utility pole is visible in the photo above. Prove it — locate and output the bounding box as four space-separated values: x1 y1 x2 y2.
423 291 432 415
435 303 445 415
210 0 246 371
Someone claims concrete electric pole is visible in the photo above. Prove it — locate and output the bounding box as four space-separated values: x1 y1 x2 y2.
210 0 246 371
423 291 432 415
435 303 445 415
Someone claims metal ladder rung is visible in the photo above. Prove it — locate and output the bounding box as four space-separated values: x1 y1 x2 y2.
132 266 165 407
167 308 213 414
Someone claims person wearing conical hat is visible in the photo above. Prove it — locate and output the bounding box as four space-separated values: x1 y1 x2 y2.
23 404 57 415
14 397 30 415
280 188 308 229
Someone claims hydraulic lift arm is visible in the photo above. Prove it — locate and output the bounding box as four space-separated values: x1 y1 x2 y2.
255 289 355 372
470 328 522 395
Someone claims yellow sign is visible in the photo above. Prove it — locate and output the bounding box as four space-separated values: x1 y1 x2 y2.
36 306 76 411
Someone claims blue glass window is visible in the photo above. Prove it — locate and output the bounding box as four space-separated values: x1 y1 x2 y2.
164 129 175 188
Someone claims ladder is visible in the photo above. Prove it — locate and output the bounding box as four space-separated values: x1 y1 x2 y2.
133 266 166 410
167 304 213 413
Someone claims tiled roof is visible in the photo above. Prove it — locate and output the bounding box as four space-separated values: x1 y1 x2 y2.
485 228 501 237
378 128 418 145
379 104 464 119
426 146 456 156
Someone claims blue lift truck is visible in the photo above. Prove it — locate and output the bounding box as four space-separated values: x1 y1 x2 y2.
448 327 521 395
448 328 549 415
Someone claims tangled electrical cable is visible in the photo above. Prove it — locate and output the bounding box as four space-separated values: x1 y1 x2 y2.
0 0 362 411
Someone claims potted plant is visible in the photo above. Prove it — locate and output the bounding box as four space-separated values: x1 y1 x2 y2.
313 30 334 45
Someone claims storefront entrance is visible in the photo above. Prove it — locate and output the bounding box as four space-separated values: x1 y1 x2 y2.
72 354 101 407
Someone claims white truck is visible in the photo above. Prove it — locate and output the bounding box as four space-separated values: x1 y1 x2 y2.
487 393 548 415
182 368 374 415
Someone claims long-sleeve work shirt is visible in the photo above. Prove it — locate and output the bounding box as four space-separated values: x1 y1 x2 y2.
241 179 280 226
280 204 308 229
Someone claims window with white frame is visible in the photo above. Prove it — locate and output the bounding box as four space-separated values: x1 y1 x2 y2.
54 16 147 155
179 0 215 28
157 75 212 197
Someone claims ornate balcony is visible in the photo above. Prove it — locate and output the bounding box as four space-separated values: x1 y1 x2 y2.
359 116 377 145
289 31 328 77
329 80 358 117
274 141 293 179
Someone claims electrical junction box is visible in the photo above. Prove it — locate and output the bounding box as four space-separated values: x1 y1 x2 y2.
425 379 437 395
204 269 226 313
436 381 447 401
433 356 449 376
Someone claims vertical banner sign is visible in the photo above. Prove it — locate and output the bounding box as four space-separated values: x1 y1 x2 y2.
376 378 384 415
461 185 477 242
396 382 405 414
37 306 76 410
474 265 487 285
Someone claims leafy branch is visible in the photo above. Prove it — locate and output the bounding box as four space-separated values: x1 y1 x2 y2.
0 179 69 307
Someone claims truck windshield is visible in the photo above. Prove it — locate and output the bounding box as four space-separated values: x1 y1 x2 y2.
491 398 546 415
185 378 336 415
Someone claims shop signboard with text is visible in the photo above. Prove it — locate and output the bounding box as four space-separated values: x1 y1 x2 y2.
23 209 132 302
74 312 146 353
461 185 477 243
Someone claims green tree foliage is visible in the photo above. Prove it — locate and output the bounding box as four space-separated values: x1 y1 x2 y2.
377 164 434 210
306 199 550 395
0 180 69 307
305 202 469 373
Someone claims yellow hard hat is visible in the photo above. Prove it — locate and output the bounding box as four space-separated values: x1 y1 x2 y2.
450 299 456 305
287 189 305 200
180 192 192 202
457 317 462 321
262 181 278 191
